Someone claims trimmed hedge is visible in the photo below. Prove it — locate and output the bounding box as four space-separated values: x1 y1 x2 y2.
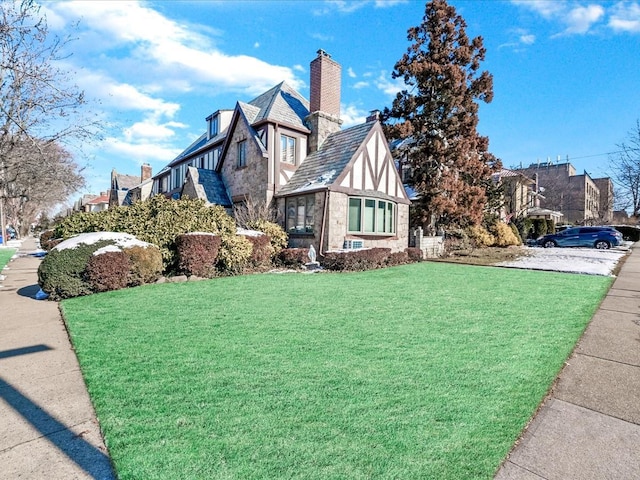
386 251 409 266
405 247 424 262
278 248 310 267
38 241 112 300
243 234 273 268
321 248 391 272
175 234 221 278
53 196 237 272
85 251 131 293
124 245 163 286
246 220 287 257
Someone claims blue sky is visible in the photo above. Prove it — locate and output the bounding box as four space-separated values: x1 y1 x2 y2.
41 0 640 197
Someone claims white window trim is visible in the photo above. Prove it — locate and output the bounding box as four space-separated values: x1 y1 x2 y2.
348 197 396 235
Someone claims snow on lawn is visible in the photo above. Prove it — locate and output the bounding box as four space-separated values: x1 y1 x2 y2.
498 245 631 276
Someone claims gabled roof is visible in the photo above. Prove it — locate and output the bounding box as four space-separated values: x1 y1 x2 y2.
184 167 232 207
113 173 140 191
247 81 310 129
278 121 376 195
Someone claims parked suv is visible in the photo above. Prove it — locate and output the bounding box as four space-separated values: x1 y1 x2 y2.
538 226 623 250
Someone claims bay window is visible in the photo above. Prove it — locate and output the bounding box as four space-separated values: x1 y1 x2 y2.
348 197 395 234
286 195 314 234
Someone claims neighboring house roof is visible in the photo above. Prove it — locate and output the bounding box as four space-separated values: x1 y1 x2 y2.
279 121 376 195
183 167 232 207
493 168 535 183
86 193 109 205
113 173 140 191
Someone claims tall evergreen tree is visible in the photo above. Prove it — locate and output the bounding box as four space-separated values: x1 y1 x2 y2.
383 0 500 229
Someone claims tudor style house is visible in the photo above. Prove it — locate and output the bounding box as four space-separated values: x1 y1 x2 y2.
151 50 410 252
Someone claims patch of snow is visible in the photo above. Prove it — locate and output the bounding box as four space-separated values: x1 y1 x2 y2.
498 246 630 276
54 232 154 252
184 232 219 236
93 245 123 256
237 228 264 237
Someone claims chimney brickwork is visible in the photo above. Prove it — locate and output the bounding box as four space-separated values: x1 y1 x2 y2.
141 163 152 181
307 50 342 153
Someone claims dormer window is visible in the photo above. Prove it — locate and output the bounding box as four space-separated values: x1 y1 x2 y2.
209 114 219 138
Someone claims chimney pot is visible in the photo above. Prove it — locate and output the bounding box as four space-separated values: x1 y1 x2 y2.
366 109 380 122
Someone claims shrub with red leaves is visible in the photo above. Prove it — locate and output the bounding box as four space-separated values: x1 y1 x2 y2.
242 234 273 267
85 250 131 292
175 234 221 278
277 248 310 267
321 248 391 271
386 251 409 266
405 247 424 262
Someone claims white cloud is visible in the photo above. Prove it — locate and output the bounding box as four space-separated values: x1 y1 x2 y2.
254 42 260 48
609 2 640 32
520 33 536 44
511 0 564 18
563 5 605 34
347 67 357 78
315 0 405 15
341 104 369 127
103 137 183 164
353 81 369 89
375 71 405 97
47 1 302 95
123 119 188 142
77 71 180 118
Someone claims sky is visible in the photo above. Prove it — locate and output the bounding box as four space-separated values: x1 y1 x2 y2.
39 0 640 198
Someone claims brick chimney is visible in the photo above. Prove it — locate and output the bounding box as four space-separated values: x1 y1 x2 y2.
306 50 343 153
141 163 152 181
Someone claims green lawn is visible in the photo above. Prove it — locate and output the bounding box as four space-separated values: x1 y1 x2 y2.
0 248 16 269
61 262 612 480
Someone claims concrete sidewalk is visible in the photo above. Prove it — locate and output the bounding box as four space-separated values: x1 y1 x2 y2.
0 237 115 479
495 244 640 480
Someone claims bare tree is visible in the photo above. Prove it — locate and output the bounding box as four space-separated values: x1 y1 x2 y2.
609 120 640 217
0 0 95 243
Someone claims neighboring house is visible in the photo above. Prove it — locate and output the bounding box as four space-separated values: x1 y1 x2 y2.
151 50 410 252
109 164 153 207
515 162 613 224
71 192 110 214
492 168 563 224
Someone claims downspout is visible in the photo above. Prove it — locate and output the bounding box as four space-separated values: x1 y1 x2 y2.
319 189 330 254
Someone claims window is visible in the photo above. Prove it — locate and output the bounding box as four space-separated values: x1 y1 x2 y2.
286 195 315 234
209 115 218 138
348 197 396 234
237 140 247 168
280 134 296 164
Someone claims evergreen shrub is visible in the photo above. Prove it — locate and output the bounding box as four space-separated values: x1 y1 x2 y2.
124 245 163 286
466 225 495 248
38 241 112 300
246 220 287 256
175 234 221 278
545 219 556 234
52 196 237 272
532 218 547 237
509 223 523 245
216 235 253 275
489 222 520 247
39 230 57 251
85 251 131 293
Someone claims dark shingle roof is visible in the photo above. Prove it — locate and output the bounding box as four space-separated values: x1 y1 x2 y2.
195 168 232 207
278 121 376 195
248 82 309 129
115 173 140 190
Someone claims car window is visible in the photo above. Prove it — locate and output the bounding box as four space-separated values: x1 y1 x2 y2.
579 228 597 234
564 228 579 235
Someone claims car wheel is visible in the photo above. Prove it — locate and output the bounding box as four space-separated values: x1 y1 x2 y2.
594 240 610 250
543 240 557 248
